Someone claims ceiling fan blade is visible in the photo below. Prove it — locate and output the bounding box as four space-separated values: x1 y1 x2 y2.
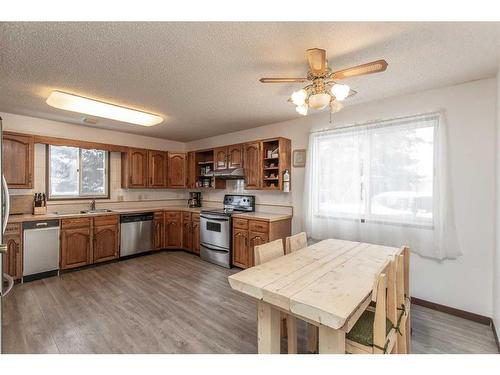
331 59 388 80
306 48 327 75
259 78 308 83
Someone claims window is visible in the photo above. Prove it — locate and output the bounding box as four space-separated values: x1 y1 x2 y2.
312 114 436 226
48 145 109 199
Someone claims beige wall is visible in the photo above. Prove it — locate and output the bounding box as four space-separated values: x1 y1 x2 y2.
187 78 498 317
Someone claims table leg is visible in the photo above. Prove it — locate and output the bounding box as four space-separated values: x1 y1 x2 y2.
257 301 281 354
286 315 297 354
318 325 345 354
307 324 318 353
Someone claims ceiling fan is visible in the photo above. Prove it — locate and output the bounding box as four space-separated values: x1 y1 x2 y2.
259 48 388 116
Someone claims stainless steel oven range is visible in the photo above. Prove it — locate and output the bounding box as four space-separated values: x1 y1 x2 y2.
200 194 255 268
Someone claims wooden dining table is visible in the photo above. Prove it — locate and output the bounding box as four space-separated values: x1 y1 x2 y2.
228 239 404 354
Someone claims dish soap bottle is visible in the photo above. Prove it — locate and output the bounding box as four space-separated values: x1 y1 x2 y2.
283 169 290 192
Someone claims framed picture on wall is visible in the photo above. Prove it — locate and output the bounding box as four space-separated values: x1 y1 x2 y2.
293 149 306 167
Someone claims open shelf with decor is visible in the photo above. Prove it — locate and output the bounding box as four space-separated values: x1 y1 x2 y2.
194 149 226 189
261 137 291 191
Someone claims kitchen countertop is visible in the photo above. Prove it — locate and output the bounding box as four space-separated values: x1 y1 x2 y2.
8 206 291 224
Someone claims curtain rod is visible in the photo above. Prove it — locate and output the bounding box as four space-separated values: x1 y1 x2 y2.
310 110 443 135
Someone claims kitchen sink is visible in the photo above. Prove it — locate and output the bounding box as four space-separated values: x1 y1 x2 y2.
79 209 114 214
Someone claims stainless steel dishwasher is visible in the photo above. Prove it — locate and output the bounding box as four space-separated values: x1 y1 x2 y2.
23 219 60 282
120 212 154 257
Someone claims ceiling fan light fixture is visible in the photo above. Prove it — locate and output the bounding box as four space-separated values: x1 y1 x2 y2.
291 89 307 106
331 84 350 101
330 100 344 114
308 93 331 110
296 104 308 116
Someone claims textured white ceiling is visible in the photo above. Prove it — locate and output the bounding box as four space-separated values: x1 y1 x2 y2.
1 22 499 141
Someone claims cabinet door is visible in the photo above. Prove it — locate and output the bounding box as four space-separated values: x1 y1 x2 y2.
2 236 22 280
93 224 119 263
168 153 186 188
124 148 148 188
2 132 34 188
182 220 193 251
248 231 269 267
192 220 200 255
148 150 167 188
186 151 197 189
61 227 91 270
214 147 228 170
228 144 243 169
153 215 164 250
243 142 261 189
165 219 182 248
232 228 249 268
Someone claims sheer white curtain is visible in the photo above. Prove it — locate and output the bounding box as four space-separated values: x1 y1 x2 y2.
303 112 461 260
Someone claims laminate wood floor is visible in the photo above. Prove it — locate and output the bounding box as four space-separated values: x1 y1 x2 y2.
2 251 498 354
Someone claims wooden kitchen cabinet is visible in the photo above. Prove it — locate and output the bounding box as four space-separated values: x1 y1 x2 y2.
2 132 34 189
93 216 119 263
2 223 23 280
186 151 197 189
192 213 200 255
228 144 243 169
148 150 167 188
243 142 261 189
182 213 193 252
60 218 92 270
153 211 165 250
122 148 148 188
164 211 182 248
167 153 186 188
232 228 249 268
231 217 291 268
214 146 228 170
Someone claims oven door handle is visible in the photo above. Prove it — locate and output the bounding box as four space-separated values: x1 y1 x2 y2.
200 214 229 222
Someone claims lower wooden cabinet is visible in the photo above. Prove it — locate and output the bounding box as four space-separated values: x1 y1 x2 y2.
60 215 119 270
60 222 92 270
2 223 23 280
231 218 291 269
153 211 165 250
192 214 200 255
165 212 182 248
182 219 193 251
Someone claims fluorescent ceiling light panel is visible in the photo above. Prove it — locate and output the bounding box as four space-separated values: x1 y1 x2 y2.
46 91 163 126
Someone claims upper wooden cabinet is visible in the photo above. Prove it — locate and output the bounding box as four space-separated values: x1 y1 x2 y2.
261 138 291 191
168 152 186 188
214 144 243 171
228 144 243 169
148 150 167 188
186 151 197 189
243 142 261 190
214 147 228 170
122 148 148 188
2 132 34 189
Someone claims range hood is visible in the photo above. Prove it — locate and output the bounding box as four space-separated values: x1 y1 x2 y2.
205 168 245 180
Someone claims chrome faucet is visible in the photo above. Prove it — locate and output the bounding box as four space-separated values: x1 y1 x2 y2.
90 199 96 211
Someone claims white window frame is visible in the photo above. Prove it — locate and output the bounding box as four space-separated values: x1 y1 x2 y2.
47 145 110 200
312 114 437 228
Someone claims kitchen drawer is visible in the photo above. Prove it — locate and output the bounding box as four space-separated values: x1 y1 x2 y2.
249 220 269 233
233 218 248 230
164 211 181 220
154 211 164 220
61 217 91 229
4 222 21 235
182 212 192 222
93 215 119 226
192 213 200 222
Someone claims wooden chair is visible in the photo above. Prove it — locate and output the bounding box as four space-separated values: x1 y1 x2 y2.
395 246 411 353
254 239 297 354
285 232 308 254
345 259 398 354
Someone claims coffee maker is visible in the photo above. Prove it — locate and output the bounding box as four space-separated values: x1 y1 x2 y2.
188 191 202 208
